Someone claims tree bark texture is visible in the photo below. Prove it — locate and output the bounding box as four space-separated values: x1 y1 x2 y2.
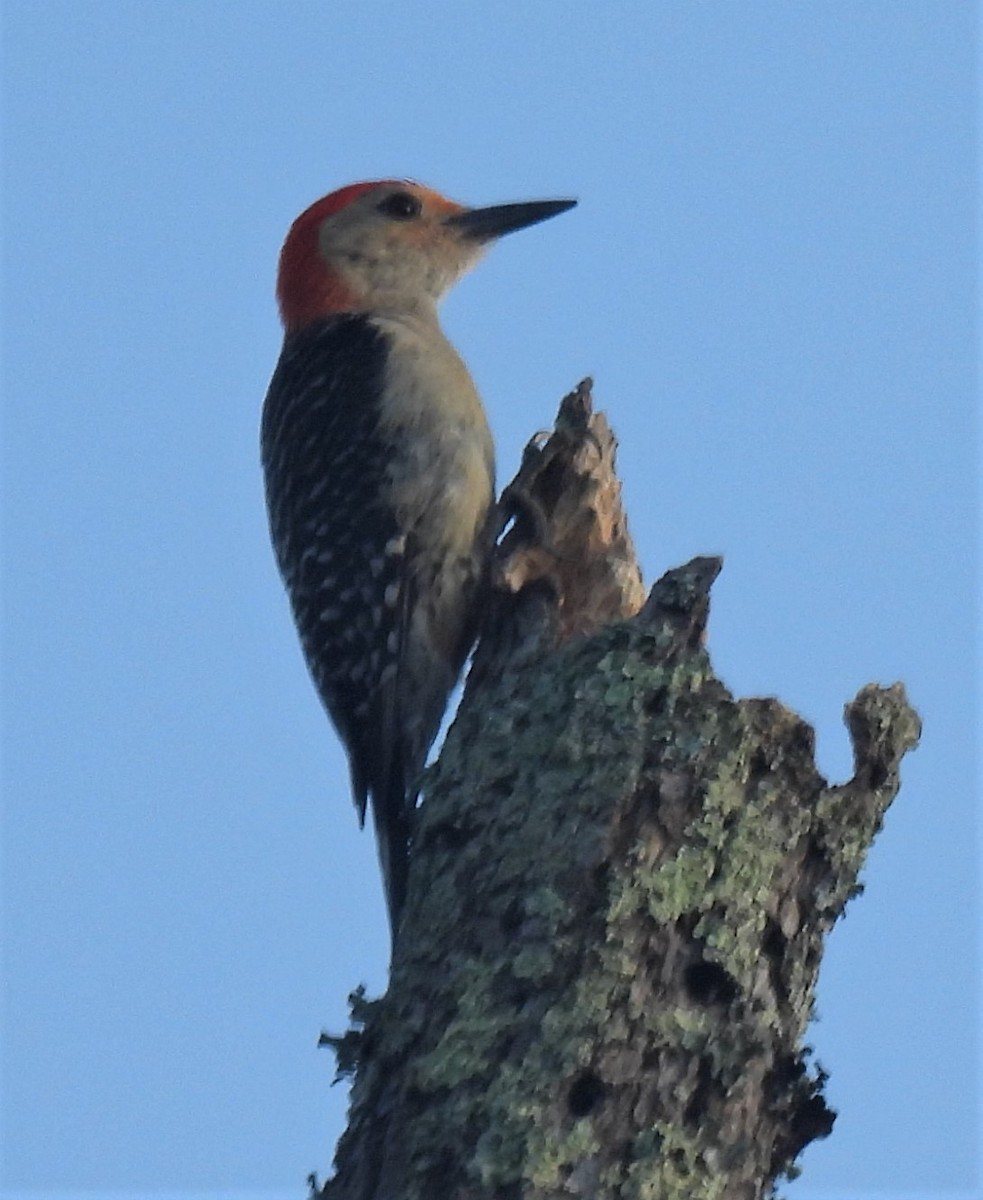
316 382 921 1200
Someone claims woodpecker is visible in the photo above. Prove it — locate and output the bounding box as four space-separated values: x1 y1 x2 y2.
262 179 575 938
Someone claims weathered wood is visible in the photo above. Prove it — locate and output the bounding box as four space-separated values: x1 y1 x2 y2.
316 382 920 1200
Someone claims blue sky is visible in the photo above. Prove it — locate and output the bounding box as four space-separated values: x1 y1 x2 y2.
1 2 978 1195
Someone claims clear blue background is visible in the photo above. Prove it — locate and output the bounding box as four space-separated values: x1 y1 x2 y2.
1 2 978 1196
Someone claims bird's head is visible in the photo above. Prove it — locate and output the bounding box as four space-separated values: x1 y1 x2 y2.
276 180 575 331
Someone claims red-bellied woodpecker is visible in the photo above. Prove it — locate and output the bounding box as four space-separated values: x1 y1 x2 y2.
262 180 575 939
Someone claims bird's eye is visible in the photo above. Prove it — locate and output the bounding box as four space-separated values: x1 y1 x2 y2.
378 191 422 220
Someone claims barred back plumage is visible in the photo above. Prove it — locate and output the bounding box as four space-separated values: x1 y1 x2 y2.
261 314 493 933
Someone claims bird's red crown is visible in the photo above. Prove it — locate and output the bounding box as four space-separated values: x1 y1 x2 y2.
276 180 409 330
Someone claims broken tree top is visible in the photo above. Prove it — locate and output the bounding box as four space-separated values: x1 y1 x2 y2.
317 382 921 1200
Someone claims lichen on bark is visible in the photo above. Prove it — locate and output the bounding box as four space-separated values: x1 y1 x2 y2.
315 383 920 1200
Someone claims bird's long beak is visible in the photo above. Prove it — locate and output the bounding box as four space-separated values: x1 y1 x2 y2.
445 198 576 242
